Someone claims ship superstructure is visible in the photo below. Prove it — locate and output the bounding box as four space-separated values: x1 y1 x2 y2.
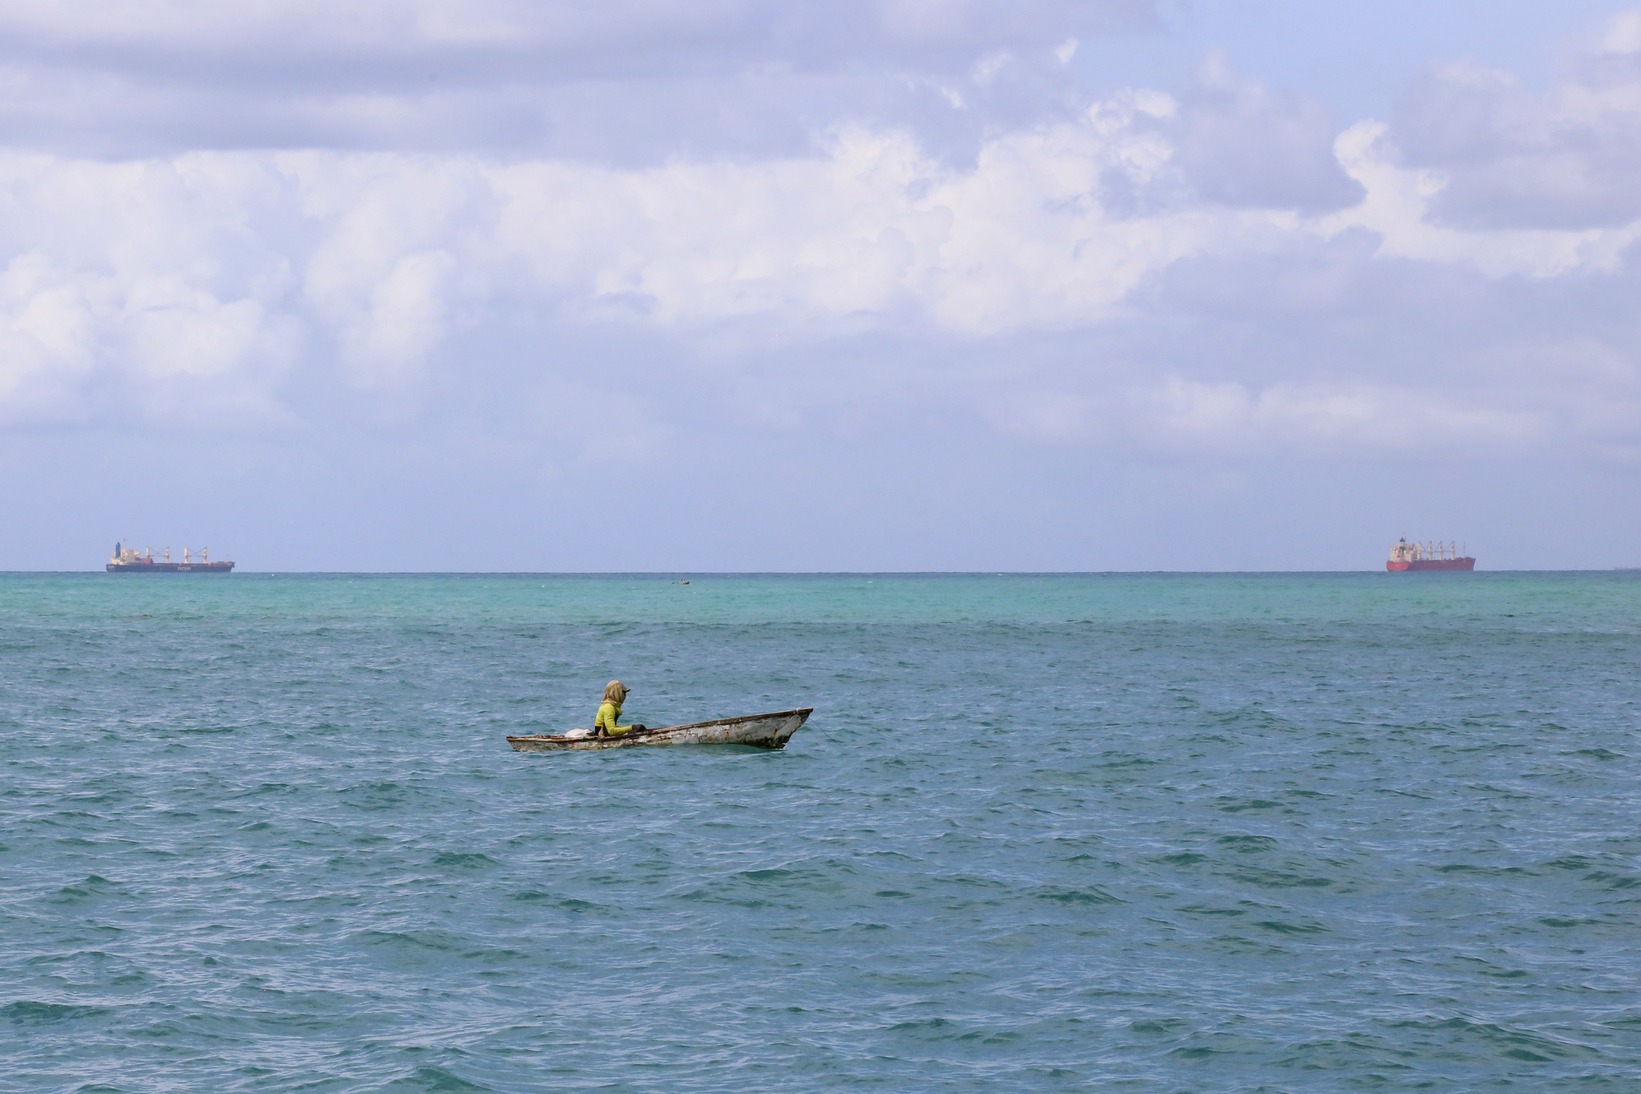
106 541 234 573
1386 537 1474 572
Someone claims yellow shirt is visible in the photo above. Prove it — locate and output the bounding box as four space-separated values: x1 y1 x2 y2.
595 701 633 736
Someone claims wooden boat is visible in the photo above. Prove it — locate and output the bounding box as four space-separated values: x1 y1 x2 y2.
506 707 813 752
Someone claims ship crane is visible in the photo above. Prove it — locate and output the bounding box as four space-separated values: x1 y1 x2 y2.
105 539 235 573
1387 536 1476 572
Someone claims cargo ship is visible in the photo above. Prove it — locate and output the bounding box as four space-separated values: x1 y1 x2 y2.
106 541 234 573
1386 537 1474 572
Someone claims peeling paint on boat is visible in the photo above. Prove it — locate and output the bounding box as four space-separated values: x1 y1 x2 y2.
506 707 813 752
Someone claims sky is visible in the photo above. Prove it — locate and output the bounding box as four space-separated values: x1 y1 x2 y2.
2 1 1639 571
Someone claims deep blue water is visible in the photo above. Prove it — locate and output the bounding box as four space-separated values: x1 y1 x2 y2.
2 572 1639 1090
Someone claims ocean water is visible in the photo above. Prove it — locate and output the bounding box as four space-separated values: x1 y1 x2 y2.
2 571 1638 1091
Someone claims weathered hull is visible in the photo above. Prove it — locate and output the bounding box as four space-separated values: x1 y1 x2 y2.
1387 558 1475 572
507 707 812 752
106 562 235 573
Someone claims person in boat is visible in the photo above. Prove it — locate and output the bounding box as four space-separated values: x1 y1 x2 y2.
594 680 646 738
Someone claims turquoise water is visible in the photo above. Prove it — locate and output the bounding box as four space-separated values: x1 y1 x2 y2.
3 572 1639 1090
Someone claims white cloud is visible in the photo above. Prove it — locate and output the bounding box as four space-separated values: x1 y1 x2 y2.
0 0 1161 162
1165 54 1363 213
124 285 266 379
1 46 1639 466
1599 9 1641 54
1323 121 1641 277
340 250 454 383
0 152 303 422
0 253 98 419
986 374 1547 457
1389 41 1641 230
1147 379 1542 451
0 0 1156 60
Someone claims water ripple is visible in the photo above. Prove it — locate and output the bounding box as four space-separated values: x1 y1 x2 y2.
2 572 1639 1089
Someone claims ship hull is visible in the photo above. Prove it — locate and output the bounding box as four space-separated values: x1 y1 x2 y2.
106 561 234 573
1387 558 1474 572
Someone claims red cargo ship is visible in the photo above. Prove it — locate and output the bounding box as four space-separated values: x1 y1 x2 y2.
106 541 234 573
1386 537 1474 572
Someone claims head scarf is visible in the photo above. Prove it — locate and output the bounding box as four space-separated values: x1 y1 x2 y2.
602 680 628 706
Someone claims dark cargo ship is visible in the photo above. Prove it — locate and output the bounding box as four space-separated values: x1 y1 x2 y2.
1386 537 1474 572
106 541 234 573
